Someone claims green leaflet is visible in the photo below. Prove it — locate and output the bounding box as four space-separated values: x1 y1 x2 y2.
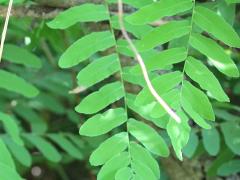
111 16 153 39
182 81 214 121
167 110 191 160
108 0 152 8
185 56 229 102
217 160 240 176
3 44 42 68
0 163 22 180
115 167 133 180
130 142 160 179
14 105 48 134
0 70 39 98
90 132 128 166
202 127 220 156
135 71 182 106
181 98 211 129
190 33 239 77
97 152 130 180
47 4 109 29
3 136 32 167
221 122 240 155
79 108 127 137
136 20 191 52
59 31 115 68
128 119 169 157
181 81 213 129
182 131 199 158
0 138 15 169
132 161 157 180
47 134 83 160
193 6 240 48
75 82 124 114
23 134 62 162
132 47 187 73
126 0 193 25
0 112 23 145
77 54 120 88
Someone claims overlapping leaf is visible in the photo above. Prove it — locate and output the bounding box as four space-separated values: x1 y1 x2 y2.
128 118 169 157
185 56 229 102
90 132 128 166
136 20 190 51
75 82 124 114
194 6 240 47
190 33 239 77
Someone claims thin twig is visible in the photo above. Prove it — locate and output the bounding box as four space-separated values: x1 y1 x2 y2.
69 86 86 94
117 0 181 123
0 0 13 63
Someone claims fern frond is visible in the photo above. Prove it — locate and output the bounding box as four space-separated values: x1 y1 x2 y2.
124 0 239 160
48 0 240 178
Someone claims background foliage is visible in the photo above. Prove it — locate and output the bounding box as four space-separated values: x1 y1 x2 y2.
0 0 240 179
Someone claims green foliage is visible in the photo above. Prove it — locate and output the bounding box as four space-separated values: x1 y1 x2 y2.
46 0 240 179
0 0 240 179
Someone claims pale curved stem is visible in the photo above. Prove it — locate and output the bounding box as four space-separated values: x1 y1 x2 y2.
0 0 13 63
117 0 181 123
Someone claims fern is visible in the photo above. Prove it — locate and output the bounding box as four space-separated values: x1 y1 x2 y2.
46 0 240 179
0 5 85 179
0 0 238 179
